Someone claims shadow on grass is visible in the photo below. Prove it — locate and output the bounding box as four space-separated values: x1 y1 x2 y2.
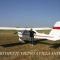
0 42 26 47
50 43 60 49
23 39 51 45
0 39 52 48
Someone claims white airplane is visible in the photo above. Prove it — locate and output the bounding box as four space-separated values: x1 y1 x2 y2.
0 21 60 43
18 21 60 43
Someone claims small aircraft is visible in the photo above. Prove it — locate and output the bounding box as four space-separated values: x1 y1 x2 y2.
18 21 60 43
0 21 60 43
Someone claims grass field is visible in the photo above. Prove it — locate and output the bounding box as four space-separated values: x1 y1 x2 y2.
0 30 60 60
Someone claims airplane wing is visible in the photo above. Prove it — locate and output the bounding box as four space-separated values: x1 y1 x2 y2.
0 27 51 30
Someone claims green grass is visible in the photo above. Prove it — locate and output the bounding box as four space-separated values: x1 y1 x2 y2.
0 30 60 60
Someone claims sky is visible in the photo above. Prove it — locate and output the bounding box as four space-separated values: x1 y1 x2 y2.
0 0 60 27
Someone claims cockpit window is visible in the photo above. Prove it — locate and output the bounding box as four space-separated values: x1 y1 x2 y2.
22 30 30 35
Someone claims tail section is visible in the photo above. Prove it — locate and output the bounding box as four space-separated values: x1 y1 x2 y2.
48 21 60 41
